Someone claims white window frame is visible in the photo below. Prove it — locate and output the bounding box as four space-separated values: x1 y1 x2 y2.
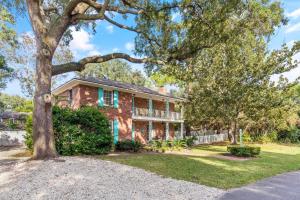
103 90 113 106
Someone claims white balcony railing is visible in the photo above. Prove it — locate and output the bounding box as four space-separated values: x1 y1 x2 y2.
133 108 182 120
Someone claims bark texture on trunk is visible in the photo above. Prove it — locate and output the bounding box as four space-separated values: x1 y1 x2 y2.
32 51 57 159
232 121 237 145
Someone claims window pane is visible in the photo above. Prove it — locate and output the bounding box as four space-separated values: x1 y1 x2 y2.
103 90 112 105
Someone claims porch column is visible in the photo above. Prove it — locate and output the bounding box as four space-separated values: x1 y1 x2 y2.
166 122 169 140
181 106 184 119
166 99 170 118
149 121 153 141
180 122 184 139
148 99 153 117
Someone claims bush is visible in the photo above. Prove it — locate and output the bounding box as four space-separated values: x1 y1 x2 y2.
227 145 261 157
184 136 196 147
147 138 193 152
24 115 33 151
115 140 142 152
25 106 113 155
277 127 300 143
242 132 252 143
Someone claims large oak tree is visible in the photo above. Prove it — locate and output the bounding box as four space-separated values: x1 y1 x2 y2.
6 0 284 158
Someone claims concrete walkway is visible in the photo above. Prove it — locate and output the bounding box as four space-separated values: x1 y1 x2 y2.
220 170 300 200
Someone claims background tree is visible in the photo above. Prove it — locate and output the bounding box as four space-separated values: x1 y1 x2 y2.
183 35 299 143
0 56 14 90
0 93 33 112
79 59 147 86
0 4 16 91
3 33 74 98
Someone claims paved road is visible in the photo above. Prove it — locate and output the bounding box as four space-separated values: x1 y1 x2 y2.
220 170 300 200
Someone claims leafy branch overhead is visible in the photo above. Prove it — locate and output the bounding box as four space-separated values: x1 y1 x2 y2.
19 0 286 76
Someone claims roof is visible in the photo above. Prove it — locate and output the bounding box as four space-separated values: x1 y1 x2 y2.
53 77 185 101
0 111 29 120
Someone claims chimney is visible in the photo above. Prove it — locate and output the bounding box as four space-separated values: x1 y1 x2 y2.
158 87 167 95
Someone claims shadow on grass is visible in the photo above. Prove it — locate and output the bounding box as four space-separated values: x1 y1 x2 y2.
102 150 300 189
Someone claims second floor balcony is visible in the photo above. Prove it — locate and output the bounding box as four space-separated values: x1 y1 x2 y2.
132 107 183 122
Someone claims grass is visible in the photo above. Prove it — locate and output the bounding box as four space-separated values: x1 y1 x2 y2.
100 143 300 189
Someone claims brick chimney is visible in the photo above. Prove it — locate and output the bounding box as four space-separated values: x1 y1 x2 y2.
158 87 167 95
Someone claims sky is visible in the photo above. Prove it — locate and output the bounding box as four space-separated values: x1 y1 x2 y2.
4 0 300 97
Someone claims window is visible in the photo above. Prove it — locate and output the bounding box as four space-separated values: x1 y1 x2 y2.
103 90 113 106
68 89 73 105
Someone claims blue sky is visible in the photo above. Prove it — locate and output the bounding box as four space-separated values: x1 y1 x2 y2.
4 0 300 97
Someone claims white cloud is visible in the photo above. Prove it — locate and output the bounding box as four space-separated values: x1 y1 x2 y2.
287 40 296 48
112 48 119 52
69 28 95 51
285 22 300 33
272 52 300 82
88 50 101 56
125 42 134 51
106 25 114 33
287 8 300 19
171 12 180 21
69 27 103 59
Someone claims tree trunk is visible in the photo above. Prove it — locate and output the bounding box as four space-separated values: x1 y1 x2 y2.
232 121 238 145
32 50 57 159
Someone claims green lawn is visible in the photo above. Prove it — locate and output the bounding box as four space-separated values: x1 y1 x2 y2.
101 143 300 189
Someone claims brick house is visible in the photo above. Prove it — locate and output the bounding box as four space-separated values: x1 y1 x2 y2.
52 77 184 144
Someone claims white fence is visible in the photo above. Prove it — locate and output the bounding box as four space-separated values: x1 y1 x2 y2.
0 131 25 146
193 133 228 145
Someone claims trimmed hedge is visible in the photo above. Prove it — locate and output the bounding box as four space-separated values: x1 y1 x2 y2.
227 145 261 157
25 106 113 155
115 140 142 152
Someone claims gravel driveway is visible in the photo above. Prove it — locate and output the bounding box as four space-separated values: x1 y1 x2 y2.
0 154 224 200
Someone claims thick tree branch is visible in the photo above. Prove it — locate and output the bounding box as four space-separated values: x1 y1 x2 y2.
26 0 47 37
52 53 164 75
104 15 161 47
77 0 142 15
104 14 139 32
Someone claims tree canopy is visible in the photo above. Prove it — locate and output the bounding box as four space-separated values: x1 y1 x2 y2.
79 60 148 86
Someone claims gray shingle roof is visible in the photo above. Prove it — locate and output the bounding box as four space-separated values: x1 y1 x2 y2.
73 77 183 100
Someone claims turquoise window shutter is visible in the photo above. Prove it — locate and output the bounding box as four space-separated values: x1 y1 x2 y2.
98 88 104 107
113 90 119 108
113 119 119 144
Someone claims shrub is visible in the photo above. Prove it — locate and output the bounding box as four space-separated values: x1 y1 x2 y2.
25 106 113 155
242 132 252 143
185 136 196 147
24 115 33 151
227 145 261 157
8 120 17 130
116 140 142 152
277 127 300 143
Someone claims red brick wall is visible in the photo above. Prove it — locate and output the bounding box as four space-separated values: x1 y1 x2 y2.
153 122 165 139
153 100 165 111
78 85 133 141
56 85 81 109
56 90 69 108
134 121 175 143
56 84 177 143
133 121 148 144
72 85 81 109
134 97 148 109
169 123 174 139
